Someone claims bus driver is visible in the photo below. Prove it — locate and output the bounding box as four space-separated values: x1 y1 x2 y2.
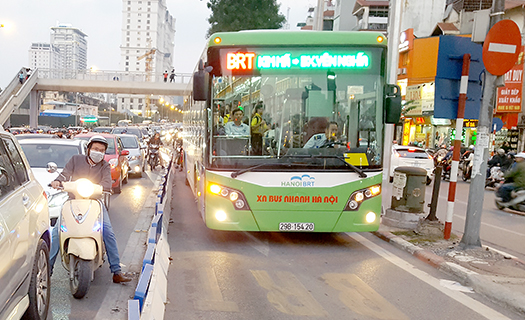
303 121 339 148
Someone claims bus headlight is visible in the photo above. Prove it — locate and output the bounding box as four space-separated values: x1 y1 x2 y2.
234 199 245 209
366 212 376 223
215 210 227 221
344 184 381 211
208 182 250 210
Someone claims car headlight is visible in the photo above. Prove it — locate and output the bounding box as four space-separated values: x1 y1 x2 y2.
129 155 139 161
48 191 69 208
108 158 119 169
77 178 95 198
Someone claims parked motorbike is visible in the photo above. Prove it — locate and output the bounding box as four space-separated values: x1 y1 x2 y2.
486 166 505 188
461 151 473 181
441 158 452 181
148 144 160 170
58 179 107 299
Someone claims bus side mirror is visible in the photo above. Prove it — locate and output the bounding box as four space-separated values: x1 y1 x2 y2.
193 70 206 101
384 84 401 124
193 60 213 102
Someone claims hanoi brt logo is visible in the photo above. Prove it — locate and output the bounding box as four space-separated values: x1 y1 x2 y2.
281 174 316 187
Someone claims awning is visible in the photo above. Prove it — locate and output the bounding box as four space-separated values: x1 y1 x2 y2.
39 110 75 118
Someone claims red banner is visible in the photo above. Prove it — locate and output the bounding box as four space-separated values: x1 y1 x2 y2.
496 53 524 113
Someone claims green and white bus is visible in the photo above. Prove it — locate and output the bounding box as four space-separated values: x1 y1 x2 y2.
184 30 401 232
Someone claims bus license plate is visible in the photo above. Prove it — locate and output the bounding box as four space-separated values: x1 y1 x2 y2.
279 222 314 231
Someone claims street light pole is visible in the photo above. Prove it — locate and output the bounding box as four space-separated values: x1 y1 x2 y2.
460 0 505 248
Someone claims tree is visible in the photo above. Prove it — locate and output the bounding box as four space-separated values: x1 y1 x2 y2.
206 0 286 37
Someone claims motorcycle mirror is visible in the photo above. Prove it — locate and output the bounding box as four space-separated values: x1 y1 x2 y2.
47 162 58 173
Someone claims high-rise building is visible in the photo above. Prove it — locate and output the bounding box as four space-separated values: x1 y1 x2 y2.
28 42 63 70
50 23 88 70
118 0 176 117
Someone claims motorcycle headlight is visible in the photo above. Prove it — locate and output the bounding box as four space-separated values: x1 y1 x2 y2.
48 191 69 208
77 178 95 198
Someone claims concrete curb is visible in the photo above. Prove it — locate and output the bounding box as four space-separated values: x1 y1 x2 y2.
373 231 525 316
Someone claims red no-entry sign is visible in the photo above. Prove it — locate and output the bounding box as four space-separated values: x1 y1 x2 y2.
482 19 522 76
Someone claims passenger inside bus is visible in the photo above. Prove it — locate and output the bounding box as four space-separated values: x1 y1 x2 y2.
225 108 249 136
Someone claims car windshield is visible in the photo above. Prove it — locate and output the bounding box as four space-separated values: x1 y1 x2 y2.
396 149 430 159
93 127 112 133
206 46 384 170
120 136 139 148
112 127 141 137
21 144 80 168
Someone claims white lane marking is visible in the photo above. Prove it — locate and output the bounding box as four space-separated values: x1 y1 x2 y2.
244 232 270 256
346 233 512 320
488 43 517 54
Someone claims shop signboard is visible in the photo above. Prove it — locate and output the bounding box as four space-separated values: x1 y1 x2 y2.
421 82 435 115
496 55 523 113
404 84 422 116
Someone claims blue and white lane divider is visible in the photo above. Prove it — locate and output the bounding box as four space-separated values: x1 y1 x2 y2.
128 160 173 320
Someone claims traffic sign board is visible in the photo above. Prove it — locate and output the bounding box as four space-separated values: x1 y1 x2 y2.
482 19 522 76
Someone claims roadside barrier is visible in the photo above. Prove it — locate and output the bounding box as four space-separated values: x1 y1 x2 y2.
128 160 173 320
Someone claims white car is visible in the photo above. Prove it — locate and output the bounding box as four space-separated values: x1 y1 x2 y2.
19 138 87 226
0 130 50 319
390 145 434 184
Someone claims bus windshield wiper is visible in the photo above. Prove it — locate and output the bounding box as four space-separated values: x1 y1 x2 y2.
282 154 367 178
231 162 302 179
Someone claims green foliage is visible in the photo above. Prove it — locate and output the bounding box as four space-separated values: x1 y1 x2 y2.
206 0 286 37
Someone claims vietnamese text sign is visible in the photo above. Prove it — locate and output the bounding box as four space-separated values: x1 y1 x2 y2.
496 59 523 113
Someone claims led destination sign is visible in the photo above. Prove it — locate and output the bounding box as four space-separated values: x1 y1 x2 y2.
226 51 370 71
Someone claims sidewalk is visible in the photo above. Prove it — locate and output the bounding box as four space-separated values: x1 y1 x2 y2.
374 220 525 316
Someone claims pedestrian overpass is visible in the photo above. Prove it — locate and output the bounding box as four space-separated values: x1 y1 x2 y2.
0 67 192 128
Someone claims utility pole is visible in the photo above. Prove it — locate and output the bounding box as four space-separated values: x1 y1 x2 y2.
314 0 324 31
460 0 505 248
383 0 403 191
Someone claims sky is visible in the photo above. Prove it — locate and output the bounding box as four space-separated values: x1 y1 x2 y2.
0 0 315 89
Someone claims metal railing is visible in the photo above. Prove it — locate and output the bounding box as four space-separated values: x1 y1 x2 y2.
37 68 193 84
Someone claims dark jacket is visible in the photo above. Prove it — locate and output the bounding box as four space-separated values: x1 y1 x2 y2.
54 154 112 194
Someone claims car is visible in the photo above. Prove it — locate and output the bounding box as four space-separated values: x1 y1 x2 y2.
74 133 130 193
19 138 87 229
0 130 51 320
117 133 146 177
92 126 113 133
390 145 434 185
111 126 144 141
15 133 58 140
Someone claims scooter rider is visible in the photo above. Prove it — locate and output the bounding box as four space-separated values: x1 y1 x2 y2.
50 135 131 283
148 131 163 167
149 131 163 147
496 152 525 203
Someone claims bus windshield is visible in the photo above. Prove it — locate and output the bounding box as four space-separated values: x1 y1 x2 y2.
208 46 385 171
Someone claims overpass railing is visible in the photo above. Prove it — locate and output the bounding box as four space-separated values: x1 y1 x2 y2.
37 68 193 84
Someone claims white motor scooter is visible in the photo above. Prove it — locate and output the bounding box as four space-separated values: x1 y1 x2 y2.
59 178 106 299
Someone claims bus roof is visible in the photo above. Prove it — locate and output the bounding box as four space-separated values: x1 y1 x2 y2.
207 30 387 48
